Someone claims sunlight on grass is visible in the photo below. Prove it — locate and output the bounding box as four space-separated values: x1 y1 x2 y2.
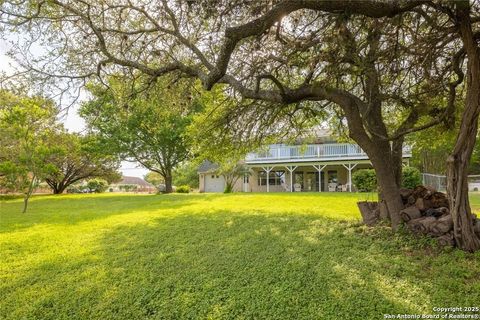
1 193 479 319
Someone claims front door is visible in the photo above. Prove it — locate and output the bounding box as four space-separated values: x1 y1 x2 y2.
243 174 250 192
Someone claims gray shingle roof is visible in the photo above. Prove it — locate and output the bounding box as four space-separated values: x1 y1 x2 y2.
118 176 154 187
197 160 219 173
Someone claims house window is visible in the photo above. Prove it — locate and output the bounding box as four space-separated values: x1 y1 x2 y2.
295 172 304 185
211 175 215 179
328 170 338 183
258 171 285 186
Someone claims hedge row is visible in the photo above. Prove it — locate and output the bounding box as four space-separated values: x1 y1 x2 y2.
352 167 422 192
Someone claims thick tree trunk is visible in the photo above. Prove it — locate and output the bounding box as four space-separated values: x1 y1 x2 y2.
356 134 404 229
46 179 66 194
372 157 404 229
52 184 66 194
164 175 173 193
446 5 480 252
348 124 404 229
54 184 67 194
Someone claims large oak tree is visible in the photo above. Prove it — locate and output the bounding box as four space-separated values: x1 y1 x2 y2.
1 1 479 249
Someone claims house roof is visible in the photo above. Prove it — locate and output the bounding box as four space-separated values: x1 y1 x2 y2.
117 176 154 187
197 160 219 173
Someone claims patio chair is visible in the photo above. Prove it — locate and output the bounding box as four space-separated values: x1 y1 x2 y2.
328 183 337 192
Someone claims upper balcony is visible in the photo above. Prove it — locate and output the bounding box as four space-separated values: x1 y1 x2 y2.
245 143 412 164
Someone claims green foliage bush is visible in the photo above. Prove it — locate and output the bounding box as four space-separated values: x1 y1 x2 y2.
353 166 422 192
224 184 233 193
176 185 190 193
119 184 138 192
86 179 108 193
173 162 200 189
402 166 422 189
67 186 83 193
352 169 377 192
0 194 24 201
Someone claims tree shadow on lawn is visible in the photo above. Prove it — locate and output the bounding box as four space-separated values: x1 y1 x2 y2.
3 210 480 320
0 194 222 233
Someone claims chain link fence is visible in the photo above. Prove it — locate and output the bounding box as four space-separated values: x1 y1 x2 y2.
422 173 447 192
422 173 480 192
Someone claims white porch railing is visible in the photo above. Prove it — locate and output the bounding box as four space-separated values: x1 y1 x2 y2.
245 143 412 163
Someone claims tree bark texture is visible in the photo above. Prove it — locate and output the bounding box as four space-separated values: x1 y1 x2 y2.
446 5 480 252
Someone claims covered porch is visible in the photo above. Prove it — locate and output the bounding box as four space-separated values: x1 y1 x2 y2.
245 161 372 193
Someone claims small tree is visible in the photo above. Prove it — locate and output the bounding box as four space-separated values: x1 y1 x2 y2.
218 162 249 194
44 133 120 194
0 91 59 213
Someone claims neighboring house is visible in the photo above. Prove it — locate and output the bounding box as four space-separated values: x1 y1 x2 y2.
469 179 480 192
110 176 155 193
199 131 412 193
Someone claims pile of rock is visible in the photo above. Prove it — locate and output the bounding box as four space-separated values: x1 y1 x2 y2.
358 186 480 247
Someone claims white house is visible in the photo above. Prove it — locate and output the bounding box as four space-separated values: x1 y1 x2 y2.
198 133 412 193
109 176 155 193
469 180 480 192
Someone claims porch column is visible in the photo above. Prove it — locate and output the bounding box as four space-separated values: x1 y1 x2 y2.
342 163 358 192
285 166 298 192
312 164 327 192
243 172 248 192
262 166 273 192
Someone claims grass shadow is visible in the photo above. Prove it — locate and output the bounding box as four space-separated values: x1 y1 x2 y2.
0 194 224 233
2 209 479 319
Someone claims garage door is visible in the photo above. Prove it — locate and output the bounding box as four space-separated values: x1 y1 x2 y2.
205 174 225 192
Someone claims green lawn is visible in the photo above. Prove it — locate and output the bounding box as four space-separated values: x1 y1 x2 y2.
1 193 479 320
470 192 480 212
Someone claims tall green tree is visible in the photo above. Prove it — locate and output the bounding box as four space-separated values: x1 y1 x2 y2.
172 162 199 189
80 77 201 193
0 91 59 212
